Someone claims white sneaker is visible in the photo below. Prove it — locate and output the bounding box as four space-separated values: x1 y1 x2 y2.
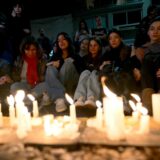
40 92 52 106
74 96 85 107
55 98 67 112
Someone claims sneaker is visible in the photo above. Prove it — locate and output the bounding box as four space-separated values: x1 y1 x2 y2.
40 92 52 106
74 96 85 107
84 96 96 108
55 98 67 112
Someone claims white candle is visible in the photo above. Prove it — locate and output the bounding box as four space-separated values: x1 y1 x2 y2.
96 100 103 129
16 106 28 139
7 95 16 126
9 105 16 127
129 100 139 122
33 100 39 117
152 94 160 122
43 114 54 136
0 103 1 113
65 93 76 123
102 83 125 140
26 112 32 131
130 93 142 112
102 79 117 127
139 107 150 134
0 103 3 127
14 90 25 118
70 104 76 123
27 94 39 118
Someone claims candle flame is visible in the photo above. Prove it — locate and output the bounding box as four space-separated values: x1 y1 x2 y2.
140 107 148 115
65 93 73 104
7 95 14 106
130 93 141 102
27 94 35 101
15 90 25 103
129 100 137 111
101 76 117 98
103 85 117 98
96 100 102 108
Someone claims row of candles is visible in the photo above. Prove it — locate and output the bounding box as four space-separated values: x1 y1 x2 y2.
0 81 160 140
89 80 160 141
0 90 79 139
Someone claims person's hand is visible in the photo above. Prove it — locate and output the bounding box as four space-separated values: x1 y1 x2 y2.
99 61 111 70
135 47 145 63
53 60 60 68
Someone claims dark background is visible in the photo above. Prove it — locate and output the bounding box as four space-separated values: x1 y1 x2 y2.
0 0 75 19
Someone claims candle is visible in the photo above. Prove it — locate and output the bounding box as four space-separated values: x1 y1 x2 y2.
33 100 39 117
101 77 117 127
129 100 139 122
139 107 150 134
65 93 76 123
14 90 25 118
52 120 63 137
16 106 28 139
130 93 142 112
27 94 39 118
152 94 160 122
43 114 54 136
7 95 16 127
26 112 32 131
102 79 125 140
0 103 3 127
22 107 32 131
96 100 103 129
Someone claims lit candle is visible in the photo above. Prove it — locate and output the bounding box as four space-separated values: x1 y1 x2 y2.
102 78 125 140
43 114 54 136
52 120 62 137
14 90 25 118
65 93 76 123
152 93 160 122
23 107 32 131
139 107 150 134
7 95 16 127
96 100 103 129
129 100 139 121
26 112 32 131
101 77 117 127
27 94 39 118
130 93 142 112
0 103 3 127
16 106 28 139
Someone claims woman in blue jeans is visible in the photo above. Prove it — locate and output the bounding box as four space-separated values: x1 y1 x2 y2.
31 32 80 112
74 37 103 108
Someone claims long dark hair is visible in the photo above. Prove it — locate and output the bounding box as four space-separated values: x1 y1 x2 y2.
78 19 89 33
19 35 42 58
56 32 75 57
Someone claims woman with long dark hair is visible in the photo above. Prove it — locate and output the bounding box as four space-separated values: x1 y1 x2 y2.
32 32 80 112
